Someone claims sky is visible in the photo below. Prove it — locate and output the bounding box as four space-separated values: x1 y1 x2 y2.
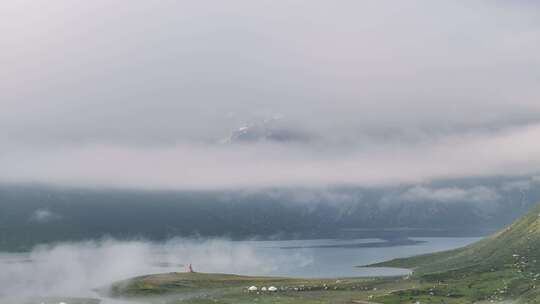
1 0 540 190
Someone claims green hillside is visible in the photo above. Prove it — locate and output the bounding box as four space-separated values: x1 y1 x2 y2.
373 203 540 303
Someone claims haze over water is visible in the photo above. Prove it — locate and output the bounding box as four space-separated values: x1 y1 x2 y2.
0 236 479 302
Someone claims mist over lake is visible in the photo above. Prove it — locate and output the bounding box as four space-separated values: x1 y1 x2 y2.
0 236 479 302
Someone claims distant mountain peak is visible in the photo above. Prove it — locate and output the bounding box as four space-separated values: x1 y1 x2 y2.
221 117 311 144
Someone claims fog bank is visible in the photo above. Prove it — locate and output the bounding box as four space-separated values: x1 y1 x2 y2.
0 238 310 300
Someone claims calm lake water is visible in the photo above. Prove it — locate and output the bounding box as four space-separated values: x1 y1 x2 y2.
234 237 481 278
0 236 481 302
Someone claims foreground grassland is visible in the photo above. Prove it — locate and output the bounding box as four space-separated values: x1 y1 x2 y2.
105 270 527 304
107 272 419 304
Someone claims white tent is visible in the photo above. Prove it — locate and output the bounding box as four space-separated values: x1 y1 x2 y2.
268 286 278 292
248 286 258 292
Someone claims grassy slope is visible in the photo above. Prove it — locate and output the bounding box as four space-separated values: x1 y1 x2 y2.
373 203 540 303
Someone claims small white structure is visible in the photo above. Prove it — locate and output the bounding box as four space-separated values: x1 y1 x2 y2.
261 286 267 291
248 286 258 292
268 286 278 292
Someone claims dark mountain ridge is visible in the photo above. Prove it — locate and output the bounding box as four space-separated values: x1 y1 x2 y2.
1 180 539 251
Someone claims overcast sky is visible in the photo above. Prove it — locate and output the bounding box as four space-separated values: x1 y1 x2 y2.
1 0 539 190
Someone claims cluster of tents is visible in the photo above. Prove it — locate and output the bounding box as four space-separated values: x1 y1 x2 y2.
247 286 278 292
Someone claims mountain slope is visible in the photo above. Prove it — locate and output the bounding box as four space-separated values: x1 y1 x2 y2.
372 203 540 303
3 184 525 251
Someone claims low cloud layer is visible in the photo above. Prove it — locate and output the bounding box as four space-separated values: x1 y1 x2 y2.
1 123 540 189
1 1 539 190
29 208 62 223
502 176 540 191
401 186 501 204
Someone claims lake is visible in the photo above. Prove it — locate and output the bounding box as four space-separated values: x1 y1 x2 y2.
226 237 480 278
0 236 481 302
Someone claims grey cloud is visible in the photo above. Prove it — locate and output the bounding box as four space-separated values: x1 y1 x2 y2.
502 180 534 191
502 176 540 191
2 123 540 190
1 1 540 143
1 1 540 189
